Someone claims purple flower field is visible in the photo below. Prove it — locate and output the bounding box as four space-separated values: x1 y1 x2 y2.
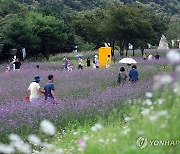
0 56 174 141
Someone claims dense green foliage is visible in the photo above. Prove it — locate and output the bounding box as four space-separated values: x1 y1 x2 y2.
74 5 167 56
0 0 179 60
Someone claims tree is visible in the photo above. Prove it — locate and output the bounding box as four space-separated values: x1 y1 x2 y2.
2 12 68 60
165 21 180 43
27 12 68 60
2 17 40 59
73 8 107 48
101 5 154 56
0 0 28 59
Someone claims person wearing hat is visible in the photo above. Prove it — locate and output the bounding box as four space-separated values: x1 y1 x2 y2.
27 76 44 102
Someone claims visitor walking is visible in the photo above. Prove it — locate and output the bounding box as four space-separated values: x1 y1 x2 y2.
86 57 91 67
67 58 73 71
94 55 99 68
44 75 56 102
143 53 147 60
13 58 21 70
106 55 110 68
128 65 139 83
27 76 44 102
117 67 127 85
95 58 99 68
63 56 68 70
78 57 83 69
92 60 96 69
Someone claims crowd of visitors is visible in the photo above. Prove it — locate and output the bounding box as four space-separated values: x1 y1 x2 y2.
143 52 160 60
4 51 161 103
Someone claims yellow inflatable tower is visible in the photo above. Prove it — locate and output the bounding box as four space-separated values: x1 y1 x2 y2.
98 47 112 68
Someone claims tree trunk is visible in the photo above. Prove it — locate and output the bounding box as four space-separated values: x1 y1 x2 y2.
35 54 38 60
111 41 115 57
125 49 128 57
119 45 124 56
141 48 144 57
132 46 135 56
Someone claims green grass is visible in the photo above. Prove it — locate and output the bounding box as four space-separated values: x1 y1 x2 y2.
51 86 180 154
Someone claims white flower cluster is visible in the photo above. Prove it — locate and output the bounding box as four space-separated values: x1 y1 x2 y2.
145 92 153 98
149 110 169 122
141 108 151 116
0 144 14 154
97 137 116 144
124 116 133 122
166 50 180 64
28 134 41 146
142 99 153 106
173 83 180 95
91 123 103 132
122 126 131 135
40 120 56 136
154 98 164 105
0 134 31 154
153 74 173 90
82 135 89 141
0 120 63 154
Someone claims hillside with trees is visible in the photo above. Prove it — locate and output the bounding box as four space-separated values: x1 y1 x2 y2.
0 0 179 60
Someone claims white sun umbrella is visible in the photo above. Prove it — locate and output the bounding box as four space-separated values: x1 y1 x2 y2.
75 54 83 58
119 58 137 64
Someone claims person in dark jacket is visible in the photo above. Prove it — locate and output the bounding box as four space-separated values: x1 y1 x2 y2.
13 58 21 70
86 57 90 67
129 65 139 83
118 67 127 85
155 52 160 60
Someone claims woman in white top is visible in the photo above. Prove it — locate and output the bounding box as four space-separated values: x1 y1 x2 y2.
148 52 153 60
27 76 44 102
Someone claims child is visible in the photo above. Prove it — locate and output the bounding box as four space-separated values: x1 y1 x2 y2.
6 60 14 72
